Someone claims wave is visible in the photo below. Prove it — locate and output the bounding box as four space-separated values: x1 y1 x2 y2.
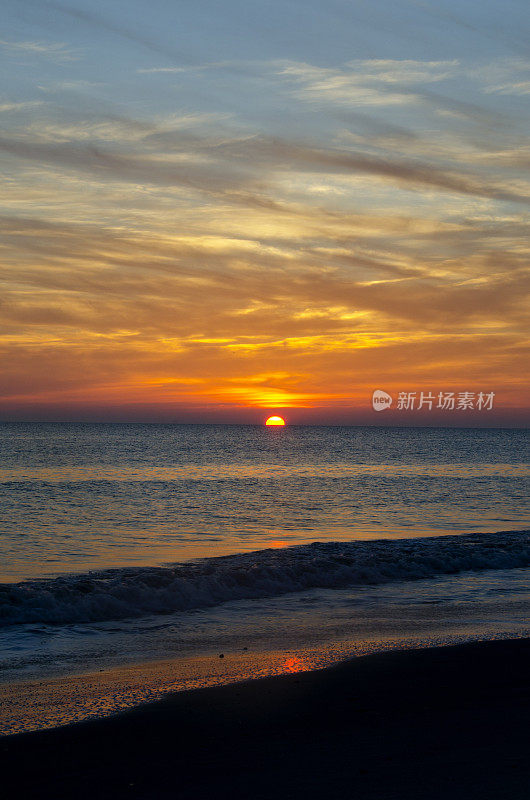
1 531 529 626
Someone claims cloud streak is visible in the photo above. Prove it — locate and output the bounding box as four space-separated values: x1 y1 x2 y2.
1 121 528 206
0 38 77 61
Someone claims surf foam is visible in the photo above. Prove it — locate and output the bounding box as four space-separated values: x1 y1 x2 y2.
1 531 529 626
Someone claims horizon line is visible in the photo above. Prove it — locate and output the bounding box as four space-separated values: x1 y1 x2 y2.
1 419 528 431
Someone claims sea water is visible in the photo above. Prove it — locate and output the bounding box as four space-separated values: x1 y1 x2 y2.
1 423 528 581
0 423 529 713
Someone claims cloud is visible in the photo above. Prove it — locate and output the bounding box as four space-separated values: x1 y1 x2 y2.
276 58 512 127
345 59 460 83
21 113 224 144
0 101 44 112
276 58 462 107
1 118 529 207
136 67 189 74
276 60 417 106
0 134 249 194
0 38 77 61
1 208 527 347
228 136 530 204
1 220 527 416
484 81 530 96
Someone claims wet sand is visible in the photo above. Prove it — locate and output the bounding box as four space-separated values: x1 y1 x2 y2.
1 638 529 799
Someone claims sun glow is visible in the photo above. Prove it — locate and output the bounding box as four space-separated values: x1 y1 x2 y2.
265 415 286 426
284 656 304 673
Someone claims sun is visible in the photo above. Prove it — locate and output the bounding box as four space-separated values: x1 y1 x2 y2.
265 415 286 426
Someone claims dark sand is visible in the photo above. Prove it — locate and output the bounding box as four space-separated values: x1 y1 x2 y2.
1 638 529 799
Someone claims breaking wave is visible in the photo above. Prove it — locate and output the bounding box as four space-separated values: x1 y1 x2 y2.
1 531 529 626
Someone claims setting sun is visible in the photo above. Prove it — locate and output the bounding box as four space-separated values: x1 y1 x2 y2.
265 416 286 426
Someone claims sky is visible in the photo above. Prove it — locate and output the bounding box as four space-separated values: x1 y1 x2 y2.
1 0 529 425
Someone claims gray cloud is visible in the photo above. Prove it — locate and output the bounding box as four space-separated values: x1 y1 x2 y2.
1 122 529 207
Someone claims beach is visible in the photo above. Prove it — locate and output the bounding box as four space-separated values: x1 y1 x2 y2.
2 637 529 799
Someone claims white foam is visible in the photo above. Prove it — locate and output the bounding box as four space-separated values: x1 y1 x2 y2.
1 531 528 626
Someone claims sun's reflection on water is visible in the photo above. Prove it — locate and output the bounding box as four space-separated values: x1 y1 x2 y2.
284 656 305 673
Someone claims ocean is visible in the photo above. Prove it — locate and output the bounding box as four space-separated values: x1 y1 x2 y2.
1 423 529 733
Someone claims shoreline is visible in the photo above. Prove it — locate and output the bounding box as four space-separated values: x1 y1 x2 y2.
2 629 528 737
2 637 529 799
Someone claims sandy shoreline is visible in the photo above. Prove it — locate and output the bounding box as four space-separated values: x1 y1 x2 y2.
2 637 529 799
3 631 527 737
